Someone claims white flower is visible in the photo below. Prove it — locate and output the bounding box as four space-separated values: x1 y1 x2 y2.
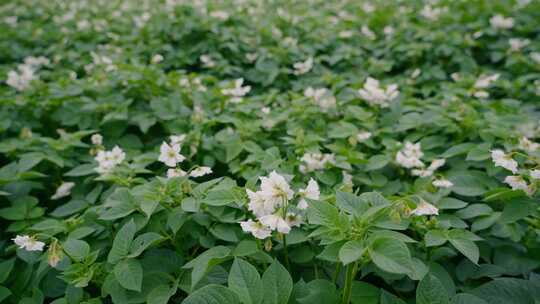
285 213 303 228
200 54 216 68
189 166 212 177
509 38 530 52
259 171 294 207
491 150 518 173
358 77 399 107
383 25 395 37
420 5 447 21
411 68 421 79
490 15 514 30
303 87 336 111
6 65 37 91
95 146 125 174
221 78 251 103
12 235 45 251
428 159 446 171
531 52 540 64
261 107 271 114
247 189 274 217
473 91 489 99
342 171 353 187
530 170 540 179
4 16 17 26
159 142 185 167
474 74 499 89
396 142 424 169
24 56 49 68
240 219 272 239
361 25 376 40
519 137 540 152
91 133 103 145
170 134 186 145
298 178 319 209
504 175 532 194
259 213 291 234
357 131 372 142
210 10 229 21
51 182 75 200
432 178 453 188
299 153 335 173
293 57 313 75
167 168 187 178
410 201 439 216
151 54 164 64
411 168 434 177
339 30 354 38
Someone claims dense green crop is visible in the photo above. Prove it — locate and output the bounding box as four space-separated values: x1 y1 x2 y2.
1 0 540 303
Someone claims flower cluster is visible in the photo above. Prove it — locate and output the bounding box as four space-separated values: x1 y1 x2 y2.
491 147 540 196
95 146 126 174
159 135 213 179
473 74 499 98
221 78 251 103
293 57 313 75
358 77 399 107
396 142 452 188
490 14 514 30
303 87 336 111
6 56 49 91
240 171 319 239
299 152 335 173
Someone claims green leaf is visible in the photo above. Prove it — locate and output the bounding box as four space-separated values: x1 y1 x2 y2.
441 143 474 158
228 258 263 304
182 284 239 304
297 280 339 304
335 191 368 217
351 281 380 304
0 259 15 284
128 232 163 258
339 240 365 265
307 200 340 227
0 286 11 302
452 294 488 304
416 274 450 304
63 239 90 262
261 260 293 304
368 237 412 275
99 188 136 220
471 278 536 304
204 189 240 206
114 259 143 292
425 230 448 247
183 246 231 290
447 230 481 264
108 219 137 264
147 284 178 304
380 289 406 304
365 155 390 171
500 198 536 224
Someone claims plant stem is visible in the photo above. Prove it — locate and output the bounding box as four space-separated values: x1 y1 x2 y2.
341 262 358 304
333 263 342 285
282 233 291 271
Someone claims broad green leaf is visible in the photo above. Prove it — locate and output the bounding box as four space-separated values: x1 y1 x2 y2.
108 219 137 264
296 279 339 304
261 260 293 304
339 240 365 265
128 232 163 258
368 237 412 275
182 284 239 304
351 281 380 304
114 259 143 292
228 258 263 304
416 274 449 304
183 246 231 290
63 239 90 262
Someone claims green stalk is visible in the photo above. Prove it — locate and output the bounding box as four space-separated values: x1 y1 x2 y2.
282 233 291 271
333 263 342 285
341 262 358 304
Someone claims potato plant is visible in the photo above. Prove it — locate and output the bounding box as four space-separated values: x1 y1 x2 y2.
1 0 540 303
